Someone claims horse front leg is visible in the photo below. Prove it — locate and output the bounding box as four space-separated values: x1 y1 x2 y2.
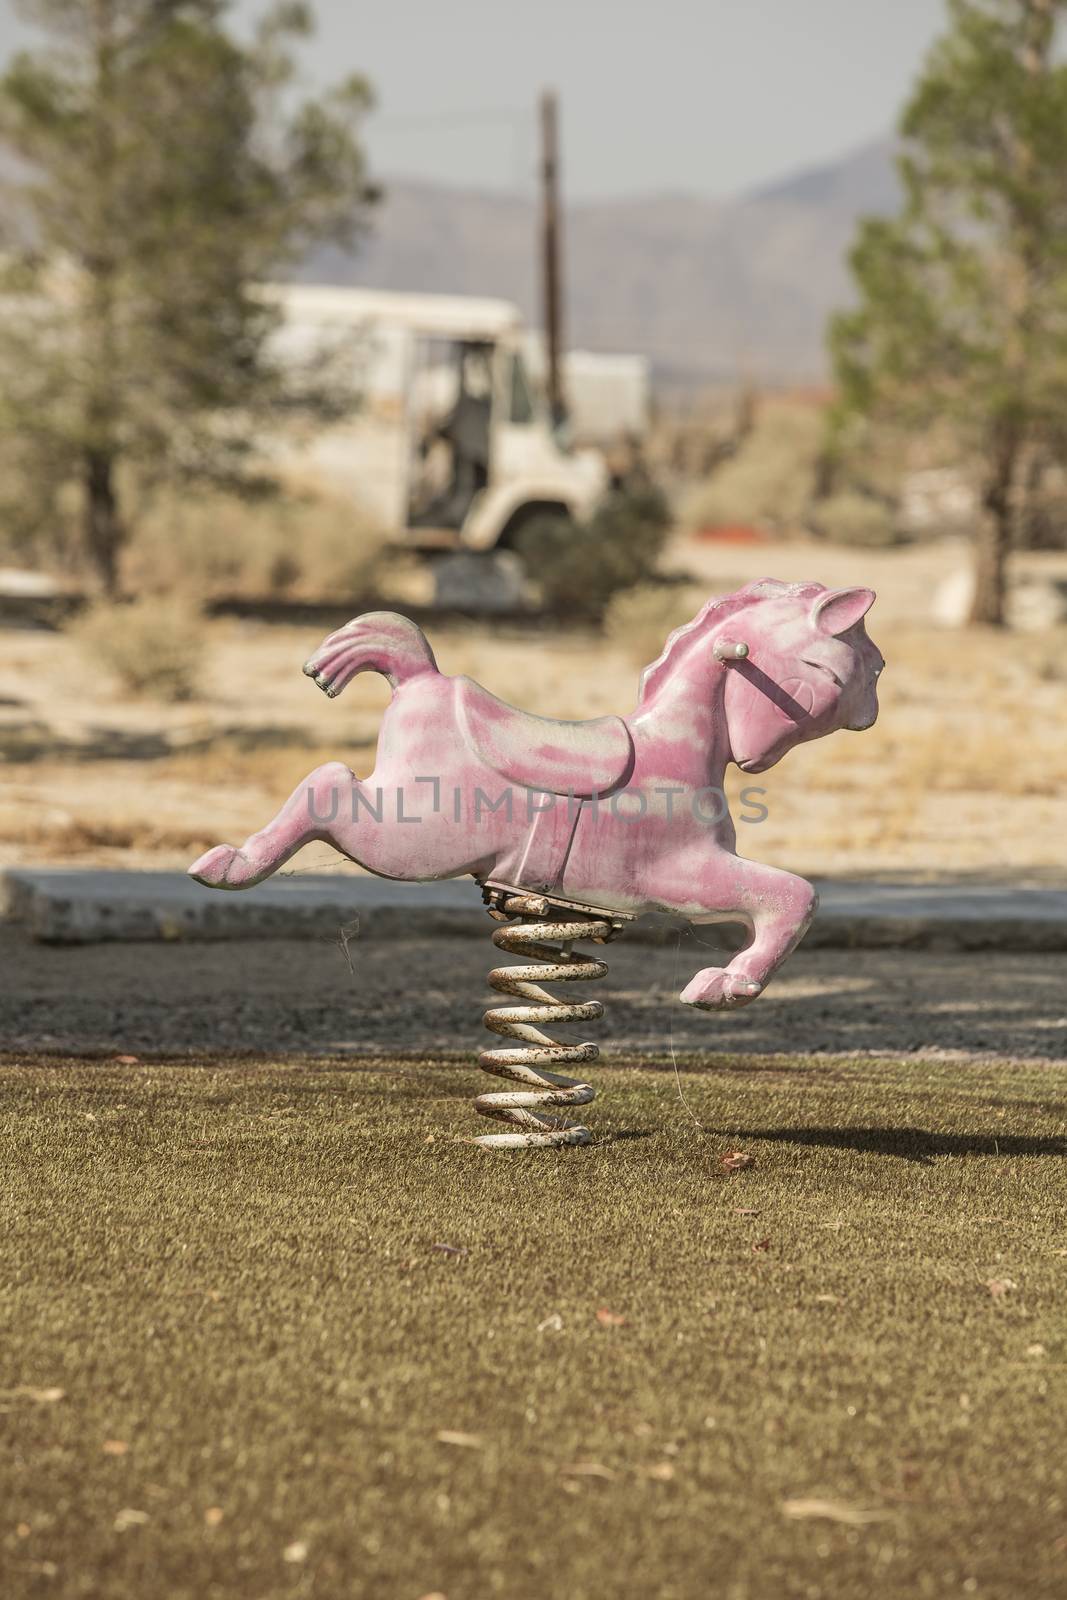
679 860 817 1011
188 761 357 889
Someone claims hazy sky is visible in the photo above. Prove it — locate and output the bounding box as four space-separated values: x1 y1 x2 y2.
1 0 948 198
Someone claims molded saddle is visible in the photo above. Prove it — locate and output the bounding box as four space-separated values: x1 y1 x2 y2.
454 676 634 798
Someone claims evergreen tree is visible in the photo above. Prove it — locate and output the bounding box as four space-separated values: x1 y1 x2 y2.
0 1 376 591
830 0 1067 624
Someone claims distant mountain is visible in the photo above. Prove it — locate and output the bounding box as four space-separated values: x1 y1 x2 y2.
0 134 899 385
302 137 899 386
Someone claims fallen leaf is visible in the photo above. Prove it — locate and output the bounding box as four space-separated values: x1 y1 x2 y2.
815 1294 842 1305
112 1054 140 1065
16 1523 31 1539
416 1593 448 1600
282 1541 308 1563
431 1243 468 1257
435 1430 483 1449
204 1507 224 1528
782 1498 892 1526
645 1461 675 1481
752 1238 771 1253
423 1133 436 1144
986 1278 1017 1298
114 1509 149 1532
596 1308 626 1327
721 1151 755 1172
537 1313 563 1333
1025 1343 1047 1359
5 1386 65 1404
561 1462 616 1480
736 1208 760 1217
101 1440 128 1456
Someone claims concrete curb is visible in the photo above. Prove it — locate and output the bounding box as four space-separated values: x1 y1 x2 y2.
4 868 1067 952
1 870 483 946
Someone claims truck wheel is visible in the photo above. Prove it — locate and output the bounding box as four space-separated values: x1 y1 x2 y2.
495 502 573 551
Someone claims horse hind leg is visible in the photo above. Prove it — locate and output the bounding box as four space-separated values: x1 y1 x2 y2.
188 761 361 889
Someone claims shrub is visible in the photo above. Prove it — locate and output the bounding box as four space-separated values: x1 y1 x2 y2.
516 484 672 618
72 597 206 702
684 404 824 533
121 489 388 602
808 490 899 547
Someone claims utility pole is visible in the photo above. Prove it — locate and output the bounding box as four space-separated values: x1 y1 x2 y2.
540 88 566 427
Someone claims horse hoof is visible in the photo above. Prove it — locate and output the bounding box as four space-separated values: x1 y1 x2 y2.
680 968 763 1010
187 844 240 888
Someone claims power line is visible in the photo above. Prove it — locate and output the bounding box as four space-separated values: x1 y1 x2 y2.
372 106 530 130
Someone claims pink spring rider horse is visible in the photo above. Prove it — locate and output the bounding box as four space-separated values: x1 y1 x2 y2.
190 579 883 1148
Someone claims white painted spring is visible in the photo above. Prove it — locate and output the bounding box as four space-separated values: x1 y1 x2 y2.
471 899 612 1149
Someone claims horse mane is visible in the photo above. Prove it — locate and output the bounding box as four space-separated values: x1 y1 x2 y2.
636 579 820 705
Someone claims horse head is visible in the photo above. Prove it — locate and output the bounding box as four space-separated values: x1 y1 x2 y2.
714 580 883 772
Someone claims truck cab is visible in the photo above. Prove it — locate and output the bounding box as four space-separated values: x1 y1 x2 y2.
266 285 608 552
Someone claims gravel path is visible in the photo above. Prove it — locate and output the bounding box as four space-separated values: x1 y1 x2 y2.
2 925 1064 1062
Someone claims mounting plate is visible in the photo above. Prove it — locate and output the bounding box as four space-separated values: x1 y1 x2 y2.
480 879 634 942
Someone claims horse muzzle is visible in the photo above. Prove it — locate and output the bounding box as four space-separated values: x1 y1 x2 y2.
846 707 879 731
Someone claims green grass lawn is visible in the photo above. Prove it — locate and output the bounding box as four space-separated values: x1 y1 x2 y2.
1 1051 1065 1600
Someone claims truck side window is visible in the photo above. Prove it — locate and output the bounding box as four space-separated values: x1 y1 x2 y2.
509 353 535 425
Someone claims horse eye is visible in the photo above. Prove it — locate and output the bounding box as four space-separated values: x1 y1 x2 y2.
801 658 844 690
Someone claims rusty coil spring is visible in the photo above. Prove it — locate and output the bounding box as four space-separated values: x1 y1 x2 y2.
471 906 612 1149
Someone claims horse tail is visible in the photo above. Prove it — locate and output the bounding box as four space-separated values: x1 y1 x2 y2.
302 611 439 699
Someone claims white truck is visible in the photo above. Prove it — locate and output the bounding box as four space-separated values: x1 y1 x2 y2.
265 284 614 552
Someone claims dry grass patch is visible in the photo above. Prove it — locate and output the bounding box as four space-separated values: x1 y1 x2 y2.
603 582 705 669
122 488 389 603
71 598 206 703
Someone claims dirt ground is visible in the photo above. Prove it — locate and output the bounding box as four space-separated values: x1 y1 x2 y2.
2 929 1063 1063
3 532 1067 881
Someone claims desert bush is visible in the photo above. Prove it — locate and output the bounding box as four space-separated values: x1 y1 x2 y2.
516 484 672 617
0 438 85 578
121 489 388 602
683 403 824 533
808 490 899 547
603 583 699 669
72 597 206 702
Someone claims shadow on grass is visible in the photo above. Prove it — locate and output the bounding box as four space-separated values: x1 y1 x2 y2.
728 1125 1067 1165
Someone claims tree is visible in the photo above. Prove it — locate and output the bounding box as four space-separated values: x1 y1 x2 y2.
0 1 376 592
830 0 1067 625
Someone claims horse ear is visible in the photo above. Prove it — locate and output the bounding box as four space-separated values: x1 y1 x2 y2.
811 587 875 637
